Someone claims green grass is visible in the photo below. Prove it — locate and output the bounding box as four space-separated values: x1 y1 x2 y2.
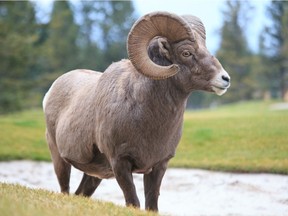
0 101 288 174
0 183 156 216
170 101 288 174
0 109 50 161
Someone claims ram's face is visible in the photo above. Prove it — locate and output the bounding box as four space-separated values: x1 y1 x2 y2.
171 39 230 95
128 12 230 95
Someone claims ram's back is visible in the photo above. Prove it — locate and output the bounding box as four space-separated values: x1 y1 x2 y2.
43 69 102 119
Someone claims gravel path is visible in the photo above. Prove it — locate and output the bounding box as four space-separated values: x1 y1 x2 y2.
1 160 288 216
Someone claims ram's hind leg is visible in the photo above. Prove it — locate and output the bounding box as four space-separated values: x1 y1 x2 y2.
46 130 71 194
75 173 102 197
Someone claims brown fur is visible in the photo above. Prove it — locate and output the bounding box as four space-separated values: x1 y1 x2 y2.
43 15 230 212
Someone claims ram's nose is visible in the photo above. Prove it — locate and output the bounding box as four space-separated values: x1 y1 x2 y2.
222 75 230 83
211 69 231 96
220 69 231 88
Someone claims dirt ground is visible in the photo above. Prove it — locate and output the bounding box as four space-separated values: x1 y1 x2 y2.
0 160 288 216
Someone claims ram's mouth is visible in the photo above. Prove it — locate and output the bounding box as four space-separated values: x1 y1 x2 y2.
212 85 229 96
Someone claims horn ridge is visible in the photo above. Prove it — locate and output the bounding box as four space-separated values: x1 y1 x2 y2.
127 11 194 80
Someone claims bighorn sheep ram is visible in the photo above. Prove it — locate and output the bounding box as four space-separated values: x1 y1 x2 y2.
43 12 230 211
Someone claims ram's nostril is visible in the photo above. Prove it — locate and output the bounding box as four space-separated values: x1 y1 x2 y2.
222 75 230 82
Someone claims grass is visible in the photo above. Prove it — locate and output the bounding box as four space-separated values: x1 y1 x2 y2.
0 110 50 161
171 101 288 174
0 183 156 216
0 101 288 174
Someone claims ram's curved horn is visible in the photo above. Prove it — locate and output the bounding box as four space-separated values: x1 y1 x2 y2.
181 15 206 42
127 12 194 80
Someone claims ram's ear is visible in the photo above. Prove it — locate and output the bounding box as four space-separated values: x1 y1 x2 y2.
148 37 172 66
157 37 172 61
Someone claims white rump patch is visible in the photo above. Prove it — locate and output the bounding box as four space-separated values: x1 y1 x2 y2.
42 82 56 112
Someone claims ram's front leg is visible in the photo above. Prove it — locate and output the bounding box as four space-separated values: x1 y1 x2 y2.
112 158 140 208
144 160 168 211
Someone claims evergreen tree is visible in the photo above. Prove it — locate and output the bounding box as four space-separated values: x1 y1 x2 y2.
44 0 79 73
0 0 138 113
77 1 102 71
262 1 288 100
0 1 38 113
77 1 137 71
216 0 254 103
94 1 137 70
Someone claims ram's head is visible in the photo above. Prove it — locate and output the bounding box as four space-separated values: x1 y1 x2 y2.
127 12 230 95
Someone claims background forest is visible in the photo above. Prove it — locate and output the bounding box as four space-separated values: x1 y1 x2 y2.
0 0 287 113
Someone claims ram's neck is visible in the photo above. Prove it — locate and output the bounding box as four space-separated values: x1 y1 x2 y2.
97 60 189 121
146 78 189 114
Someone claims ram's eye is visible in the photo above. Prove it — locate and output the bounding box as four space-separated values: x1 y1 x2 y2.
182 50 192 57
